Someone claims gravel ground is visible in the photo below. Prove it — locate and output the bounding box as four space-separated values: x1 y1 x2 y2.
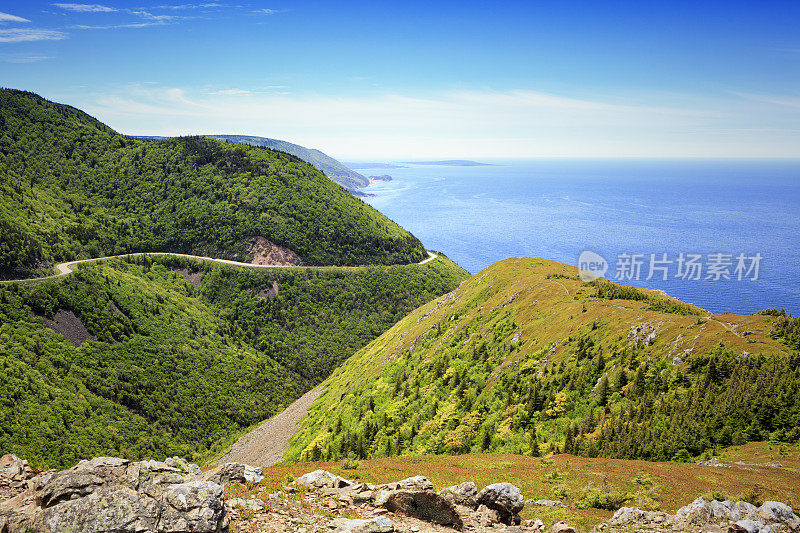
214 387 325 467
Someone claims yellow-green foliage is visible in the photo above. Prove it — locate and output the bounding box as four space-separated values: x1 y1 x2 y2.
287 258 799 463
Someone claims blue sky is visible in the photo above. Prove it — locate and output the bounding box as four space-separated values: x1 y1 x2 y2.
1 1 798 158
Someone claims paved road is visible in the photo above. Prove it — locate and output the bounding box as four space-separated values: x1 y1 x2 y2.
1 251 438 284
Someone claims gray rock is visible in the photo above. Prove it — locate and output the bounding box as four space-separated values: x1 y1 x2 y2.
732 501 760 521
476 482 525 525
292 469 353 489
377 489 463 529
475 504 500 527
0 454 33 483
676 496 713 525
759 501 800 529
164 457 202 476
710 500 735 519
552 520 576 533
201 462 263 486
330 515 394 532
531 499 565 508
730 519 764 533
4 456 227 533
396 475 433 491
611 507 646 524
439 481 478 508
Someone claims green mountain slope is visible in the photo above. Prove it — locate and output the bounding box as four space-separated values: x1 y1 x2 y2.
288 257 800 463
206 135 370 192
0 89 424 279
0 253 468 468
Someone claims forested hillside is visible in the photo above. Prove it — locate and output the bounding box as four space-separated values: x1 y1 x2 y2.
0 89 425 279
288 258 800 463
0 254 467 468
206 135 370 192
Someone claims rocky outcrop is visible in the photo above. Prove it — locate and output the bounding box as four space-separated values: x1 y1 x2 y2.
602 497 800 533
201 462 263 486
0 456 238 533
476 482 525 525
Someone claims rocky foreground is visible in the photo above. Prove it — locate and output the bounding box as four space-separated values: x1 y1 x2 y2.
1 453 799 533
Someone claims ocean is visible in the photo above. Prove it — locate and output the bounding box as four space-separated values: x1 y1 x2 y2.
356 159 800 315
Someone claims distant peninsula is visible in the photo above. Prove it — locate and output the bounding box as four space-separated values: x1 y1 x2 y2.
368 174 393 181
344 162 408 170
401 159 493 166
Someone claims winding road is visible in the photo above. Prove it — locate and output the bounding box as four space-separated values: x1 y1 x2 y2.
1 250 438 284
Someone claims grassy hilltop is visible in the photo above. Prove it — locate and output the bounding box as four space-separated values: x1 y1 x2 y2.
288 257 800 463
0 89 425 279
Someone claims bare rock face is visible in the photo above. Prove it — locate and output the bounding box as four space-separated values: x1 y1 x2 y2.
246 236 302 266
1 456 228 533
476 482 525 525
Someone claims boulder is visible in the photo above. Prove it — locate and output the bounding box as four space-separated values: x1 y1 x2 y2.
381 475 433 491
439 481 478 508
552 521 576 533
2 456 227 533
476 482 525 525
377 489 463 530
201 462 263 486
759 501 800 529
293 469 353 489
330 516 394 533
676 496 713 525
611 506 647 524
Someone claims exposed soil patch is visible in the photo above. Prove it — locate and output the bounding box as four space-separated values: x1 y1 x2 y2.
246 236 302 266
214 386 324 467
40 309 95 347
257 280 280 299
174 267 204 286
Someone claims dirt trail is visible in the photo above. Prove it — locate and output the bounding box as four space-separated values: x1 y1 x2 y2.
214 387 326 467
1 251 438 284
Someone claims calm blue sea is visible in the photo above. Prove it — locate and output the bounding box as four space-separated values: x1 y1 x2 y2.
356 159 800 315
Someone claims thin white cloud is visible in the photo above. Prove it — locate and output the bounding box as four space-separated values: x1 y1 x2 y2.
252 8 279 15
72 22 164 29
210 88 251 96
53 3 118 12
151 3 225 9
129 10 179 22
734 92 800 110
0 28 68 43
0 12 30 22
1 54 53 63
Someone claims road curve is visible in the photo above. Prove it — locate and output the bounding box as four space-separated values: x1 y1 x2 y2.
1 251 439 284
